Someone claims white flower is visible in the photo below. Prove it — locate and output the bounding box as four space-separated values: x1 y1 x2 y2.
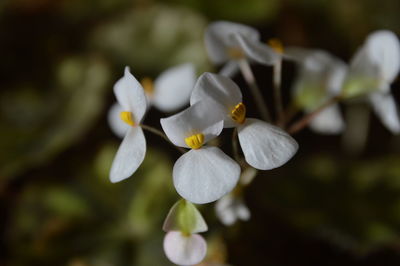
109 67 147 183
108 63 196 138
344 30 400 133
215 194 250 226
191 73 298 170
160 101 241 204
205 21 280 77
286 48 347 134
164 231 207 266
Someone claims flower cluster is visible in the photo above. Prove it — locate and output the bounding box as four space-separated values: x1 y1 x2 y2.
107 21 400 265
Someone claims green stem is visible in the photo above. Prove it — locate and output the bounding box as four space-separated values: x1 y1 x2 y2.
287 96 341 134
273 59 284 125
140 124 186 154
232 128 240 163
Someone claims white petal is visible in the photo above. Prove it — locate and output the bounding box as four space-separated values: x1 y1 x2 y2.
191 73 242 107
309 104 345 134
152 63 196 112
236 204 251 221
218 210 236 226
233 33 280 65
219 60 240 78
284 47 314 62
107 103 130 138
365 30 400 83
348 45 378 81
173 147 240 204
327 61 348 96
346 31 400 96
160 101 224 148
110 127 146 183
236 201 251 222
190 72 242 128
205 21 260 64
370 92 400 134
303 51 347 95
215 196 237 226
290 48 347 97
238 118 298 170
163 231 207 266
344 46 381 97
113 67 147 123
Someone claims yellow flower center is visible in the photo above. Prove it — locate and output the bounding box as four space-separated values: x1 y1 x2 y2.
227 47 245 59
120 111 135 126
267 38 284 54
230 102 246 124
185 133 204 149
141 77 154 96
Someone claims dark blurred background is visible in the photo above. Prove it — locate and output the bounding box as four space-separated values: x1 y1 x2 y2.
1 0 400 265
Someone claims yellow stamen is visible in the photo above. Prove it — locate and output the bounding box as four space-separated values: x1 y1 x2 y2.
231 102 246 124
227 47 245 59
267 38 284 54
120 111 135 126
141 77 154 96
185 133 204 149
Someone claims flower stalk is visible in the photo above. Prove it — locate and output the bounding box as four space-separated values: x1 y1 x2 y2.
273 59 284 125
238 59 271 122
140 124 186 154
287 96 342 134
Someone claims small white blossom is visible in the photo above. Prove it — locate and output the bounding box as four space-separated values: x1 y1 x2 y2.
109 67 147 183
215 194 250 226
191 73 298 170
287 48 347 134
161 101 240 204
108 63 196 138
345 30 400 133
205 21 280 77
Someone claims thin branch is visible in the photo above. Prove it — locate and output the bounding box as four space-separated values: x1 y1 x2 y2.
287 96 341 135
140 124 186 154
238 59 271 122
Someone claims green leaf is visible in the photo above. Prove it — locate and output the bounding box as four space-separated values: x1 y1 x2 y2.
163 199 207 235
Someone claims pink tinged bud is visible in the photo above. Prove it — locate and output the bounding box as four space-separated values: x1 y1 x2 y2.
163 231 207 266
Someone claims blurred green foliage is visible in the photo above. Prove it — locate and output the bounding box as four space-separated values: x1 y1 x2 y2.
0 56 111 182
257 154 400 254
6 147 176 265
90 4 211 74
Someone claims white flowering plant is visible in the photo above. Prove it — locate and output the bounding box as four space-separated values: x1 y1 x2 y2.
107 21 400 265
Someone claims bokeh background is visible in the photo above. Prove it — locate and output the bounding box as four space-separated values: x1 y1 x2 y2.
1 0 400 265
